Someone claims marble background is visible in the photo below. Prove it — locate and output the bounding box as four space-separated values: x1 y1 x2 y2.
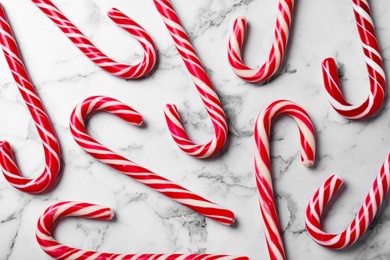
0 0 389 259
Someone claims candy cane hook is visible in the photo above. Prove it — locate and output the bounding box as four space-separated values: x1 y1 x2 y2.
70 96 235 225
305 153 390 249
254 100 316 260
227 0 294 83
32 0 157 79
322 0 386 119
153 0 228 158
36 201 249 260
0 4 61 193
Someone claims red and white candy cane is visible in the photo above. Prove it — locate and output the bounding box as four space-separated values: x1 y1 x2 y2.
70 96 235 226
37 201 249 260
0 4 61 193
32 0 157 79
254 100 316 260
305 153 390 249
227 0 294 83
153 0 228 158
322 0 386 119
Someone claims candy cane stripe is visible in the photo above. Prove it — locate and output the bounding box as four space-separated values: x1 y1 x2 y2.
0 4 61 193
153 0 228 159
254 100 316 260
322 0 386 119
32 0 157 79
70 96 234 226
305 153 390 249
37 201 248 259
227 0 294 83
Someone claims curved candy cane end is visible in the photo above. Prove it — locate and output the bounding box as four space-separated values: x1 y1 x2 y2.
74 203 114 221
36 202 115 254
318 174 344 202
325 174 344 195
133 117 143 127
234 16 247 27
100 207 115 221
107 7 123 17
0 140 11 150
322 57 339 79
164 103 179 118
164 103 186 136
229 16 248 52
100 96 144 126
301 143 316 168
107 8 136 26
122 109 143 127
307 174 344 218
224 212 235 226
302 158 315 167
36 202 247 259
0 141 18 172
112 108 143 127
0 140 18 172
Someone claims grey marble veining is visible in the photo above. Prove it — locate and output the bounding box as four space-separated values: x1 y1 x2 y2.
0 0 390 259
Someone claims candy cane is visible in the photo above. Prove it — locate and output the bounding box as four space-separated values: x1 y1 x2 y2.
32 0 157 79
305 153 390 249
36 201 249 260
70 96 235 226
153 0 228 158
0 4 61 193
254 100 316 260
322 0 386 119
227 0 294 83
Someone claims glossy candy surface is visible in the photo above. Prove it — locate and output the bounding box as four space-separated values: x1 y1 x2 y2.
37 201 248 260
322 0 386 119
254 100 316 260
33 0 157 79
154 0 228 158
228 0 294 83
0 4 61 193
70 96 235 225
306 153 390 249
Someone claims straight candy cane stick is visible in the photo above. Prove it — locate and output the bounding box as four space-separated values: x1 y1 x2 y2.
32 0 157 79
228 0 294 83
305 153 390 249
322 0 386 119
37 201 249 260
70 96 235 225
153 0 228 158
0 4 61 193
254 100 316 260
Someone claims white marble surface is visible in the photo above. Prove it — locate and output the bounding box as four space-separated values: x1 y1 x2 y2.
0 0 389 259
